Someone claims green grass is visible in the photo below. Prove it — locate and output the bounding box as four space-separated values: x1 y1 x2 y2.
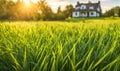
0 19 120 71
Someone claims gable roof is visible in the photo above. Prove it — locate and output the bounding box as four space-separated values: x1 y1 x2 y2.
73 1 101 13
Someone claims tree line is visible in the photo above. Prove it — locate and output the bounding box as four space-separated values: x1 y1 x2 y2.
0 0 73 21
103 6 120 17
0 0 120 21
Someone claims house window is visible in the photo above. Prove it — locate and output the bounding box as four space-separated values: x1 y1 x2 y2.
91 12 94 15
89 6 94 9
97 8 100 11
75 12 78 16
80 5 86 9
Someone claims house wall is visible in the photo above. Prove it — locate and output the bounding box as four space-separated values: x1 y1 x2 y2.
73 1 102 18
72 11 100 18
79 12 87 17
96 13 100 17
72 12 80 17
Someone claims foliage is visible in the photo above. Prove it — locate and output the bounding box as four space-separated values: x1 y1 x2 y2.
0 0 73 21
0 0 38 20
103 6 120 17
54 4 74 20
0 0 120 20
35 0 54 20
0 19 120 71
63 4 74 18
0 0 74 21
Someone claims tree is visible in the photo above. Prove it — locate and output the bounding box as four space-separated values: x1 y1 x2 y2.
0 0 17 20
103 6 120 17
0 0 39 20
36 0 54 20
0 0 8 19
63 4 73 18
13 0 39 20
0 0 74 21
55 6 65 20
57 6 62 14
55 4 74 20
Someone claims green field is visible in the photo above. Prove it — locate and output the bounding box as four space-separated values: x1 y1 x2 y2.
0 19 120 71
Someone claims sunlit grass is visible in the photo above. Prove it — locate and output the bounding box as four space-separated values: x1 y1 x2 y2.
0 19 120 71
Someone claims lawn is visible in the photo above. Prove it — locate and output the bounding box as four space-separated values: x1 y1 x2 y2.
0 18 120 71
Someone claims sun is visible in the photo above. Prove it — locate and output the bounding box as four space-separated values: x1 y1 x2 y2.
23 0 39 4
23 0 30 5
31 0 39 3
22 0 39 7
12 0 39 3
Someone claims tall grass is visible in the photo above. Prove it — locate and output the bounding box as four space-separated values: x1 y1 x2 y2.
0 19 120 71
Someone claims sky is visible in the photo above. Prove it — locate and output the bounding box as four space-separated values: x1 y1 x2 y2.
46 0 120 13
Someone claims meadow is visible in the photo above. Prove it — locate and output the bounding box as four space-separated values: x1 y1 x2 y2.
0 18 120 71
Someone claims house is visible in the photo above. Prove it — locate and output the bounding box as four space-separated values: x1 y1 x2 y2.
72 1 102 17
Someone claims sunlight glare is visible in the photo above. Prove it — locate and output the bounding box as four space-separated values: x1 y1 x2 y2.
12 0 17 2
23 0 30 5
31 0 39 3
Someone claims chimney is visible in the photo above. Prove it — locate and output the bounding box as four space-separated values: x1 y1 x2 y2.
88 0 92 3
77 1 80 5
98 1 100 4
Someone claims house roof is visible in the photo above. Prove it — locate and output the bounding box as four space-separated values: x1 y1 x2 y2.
73 1 101 13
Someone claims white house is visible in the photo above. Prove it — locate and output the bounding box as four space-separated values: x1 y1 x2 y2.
72 1 102 17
